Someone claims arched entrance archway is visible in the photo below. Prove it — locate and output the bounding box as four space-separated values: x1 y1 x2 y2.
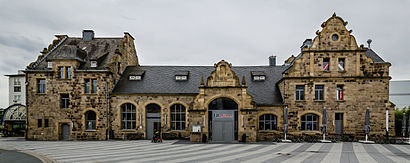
146 103 161 140
208 97 238 142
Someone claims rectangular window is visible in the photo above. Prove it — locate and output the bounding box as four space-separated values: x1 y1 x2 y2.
65 67 71 79
38 119 42 128
58 66 71 79
296 85 305 101
92 79 97 93
44 119 49 128
14 95 21 101
60 94 69 109
58 66 64 79
315 85 324 100
337 85 344 100
323 58 330 71
85 79 97 94
338 58 345 71
14 78 21 85
14 86 21 92
37 79 46 94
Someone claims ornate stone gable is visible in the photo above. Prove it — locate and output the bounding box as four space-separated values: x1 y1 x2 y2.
206 60 241 87
310 13 359 51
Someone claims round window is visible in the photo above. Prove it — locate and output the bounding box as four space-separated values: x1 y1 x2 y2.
332 34 339 41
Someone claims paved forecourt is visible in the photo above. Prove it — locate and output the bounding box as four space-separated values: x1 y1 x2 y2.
0 137 409 163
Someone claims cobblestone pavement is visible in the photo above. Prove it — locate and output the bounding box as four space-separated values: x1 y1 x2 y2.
1 137 410 163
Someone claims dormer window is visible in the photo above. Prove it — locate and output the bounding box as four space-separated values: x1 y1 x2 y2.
47 62 52 68
128 70 145 81
251 71 266 81
176 75 187 81
90 61 97 68
129 75 142 80
175 70 189 81
253 75 265 81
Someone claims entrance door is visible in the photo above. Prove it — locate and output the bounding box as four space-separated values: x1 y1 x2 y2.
146 103 161 140
211 110 235 142
147 116 161 139
61 124 70 140
335 113 343 135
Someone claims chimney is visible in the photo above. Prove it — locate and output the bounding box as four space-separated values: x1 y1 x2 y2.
300 39 312 51
269 56 276 66
82 30 94 41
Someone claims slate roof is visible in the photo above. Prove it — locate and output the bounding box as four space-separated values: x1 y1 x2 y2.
365 49 386 63
112 65 289 106
31 37 123 70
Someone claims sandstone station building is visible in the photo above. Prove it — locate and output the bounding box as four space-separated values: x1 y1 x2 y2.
25 14 395 142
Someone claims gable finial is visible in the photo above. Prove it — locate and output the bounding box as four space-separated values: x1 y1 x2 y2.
200 76 205 86
242 75 247 85
332 12 337 17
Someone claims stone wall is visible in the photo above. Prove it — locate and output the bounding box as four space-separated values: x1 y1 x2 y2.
26 61 112 140
277 14 395 141
110 95 196 140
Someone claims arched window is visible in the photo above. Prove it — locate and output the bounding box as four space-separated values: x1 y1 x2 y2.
121 103 136 130
259 114 277 130
301 113 319 131
170 104 186 130
208 97 238 110
85 111 96 130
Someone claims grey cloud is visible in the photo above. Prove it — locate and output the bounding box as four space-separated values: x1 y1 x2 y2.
0 0 409 108
0 34 45 52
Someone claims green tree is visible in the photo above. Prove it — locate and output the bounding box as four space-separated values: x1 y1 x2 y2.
395 106 410 136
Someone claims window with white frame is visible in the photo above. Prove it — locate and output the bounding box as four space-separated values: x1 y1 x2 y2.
58 66 71 79
296 85 305 101
338 58 345 71
175 75 188 81
301 114 319 131
259 114 277 130
337 85 344 100
315 85 324 100
14 78 21 85
171 104 186 130
85 79 97 94
14 95 21 102
37 79 46 94
323 58 330 71
121 103 136 130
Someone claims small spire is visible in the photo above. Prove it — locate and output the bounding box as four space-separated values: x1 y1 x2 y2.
200 76 204 86
242 75 246 85
332 12 336 17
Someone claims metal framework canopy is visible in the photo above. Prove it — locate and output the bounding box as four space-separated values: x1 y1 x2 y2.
2 104 26 122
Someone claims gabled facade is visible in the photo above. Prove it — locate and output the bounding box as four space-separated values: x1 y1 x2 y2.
25 30 138 140
278 14 394 140
26 14 394 142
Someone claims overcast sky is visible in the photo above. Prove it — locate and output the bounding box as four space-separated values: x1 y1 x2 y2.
1 0 409 108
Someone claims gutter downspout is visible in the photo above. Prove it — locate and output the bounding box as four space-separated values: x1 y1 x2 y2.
106 76 110 140
25 72 28 140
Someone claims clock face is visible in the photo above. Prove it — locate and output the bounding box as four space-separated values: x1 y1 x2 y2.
332 34 339 41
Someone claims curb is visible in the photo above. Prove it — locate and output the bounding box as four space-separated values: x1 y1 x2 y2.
0 146 57 163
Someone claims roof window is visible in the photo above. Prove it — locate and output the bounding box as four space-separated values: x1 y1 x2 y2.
90 61 97 68
47 62 52 68
175 70 189 81
128 70 145 81
176 75 187 81
129 75 142 81
251 71 266 81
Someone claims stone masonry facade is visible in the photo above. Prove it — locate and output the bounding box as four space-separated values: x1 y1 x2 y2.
25 14 395 142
